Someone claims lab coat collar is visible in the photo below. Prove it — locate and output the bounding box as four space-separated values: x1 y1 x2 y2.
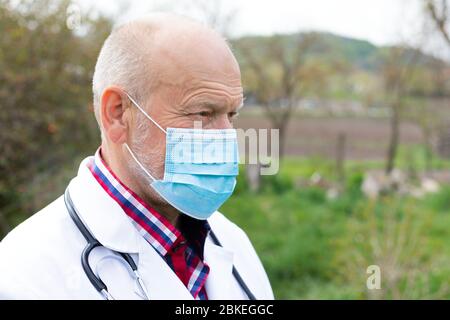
68 156 142 253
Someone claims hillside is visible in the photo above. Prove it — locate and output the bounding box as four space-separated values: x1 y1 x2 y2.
232 31 447 72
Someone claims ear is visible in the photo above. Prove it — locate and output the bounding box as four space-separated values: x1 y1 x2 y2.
100 86 129 144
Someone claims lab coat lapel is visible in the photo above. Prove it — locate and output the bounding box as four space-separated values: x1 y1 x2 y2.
135 235 193 300
203 237 235 299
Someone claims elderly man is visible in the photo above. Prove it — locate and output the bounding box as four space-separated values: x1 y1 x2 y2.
0 14 273 300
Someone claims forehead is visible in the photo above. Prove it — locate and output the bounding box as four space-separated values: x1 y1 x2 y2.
157 56 243 112
148 26 243 111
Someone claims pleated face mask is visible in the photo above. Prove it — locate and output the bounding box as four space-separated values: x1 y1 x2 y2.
124 94 239 220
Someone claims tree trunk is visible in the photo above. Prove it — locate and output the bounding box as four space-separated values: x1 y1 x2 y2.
278 124 286 160
386 102 400 174
276 116 291 160
422 114 434 174
336 132 347 188
424 137 434 174
245 163 262 192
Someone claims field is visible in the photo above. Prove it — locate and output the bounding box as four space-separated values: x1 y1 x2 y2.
235 112 423 160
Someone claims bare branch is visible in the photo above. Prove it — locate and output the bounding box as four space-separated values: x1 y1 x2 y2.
426 0 450 45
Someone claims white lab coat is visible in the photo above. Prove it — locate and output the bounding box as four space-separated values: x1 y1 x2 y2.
0 156 274 300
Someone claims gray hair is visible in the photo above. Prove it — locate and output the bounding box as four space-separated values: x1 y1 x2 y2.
92 13 194 129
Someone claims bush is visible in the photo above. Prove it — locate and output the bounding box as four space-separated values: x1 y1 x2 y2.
260 174 294 194
346 170 364 196
233 165 251 195
422 186 450 212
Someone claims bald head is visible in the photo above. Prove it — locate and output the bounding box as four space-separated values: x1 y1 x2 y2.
92 13 242 128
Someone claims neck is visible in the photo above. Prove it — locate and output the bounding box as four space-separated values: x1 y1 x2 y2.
100 144 180 228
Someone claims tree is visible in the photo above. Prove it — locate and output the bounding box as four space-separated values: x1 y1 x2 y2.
382 46 421 174
422 0 450 176
408 57 450 173
425 0 450 46
234 33 322 159
0 0 112 236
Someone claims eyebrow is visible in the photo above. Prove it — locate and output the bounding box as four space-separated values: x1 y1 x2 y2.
185 98 244 113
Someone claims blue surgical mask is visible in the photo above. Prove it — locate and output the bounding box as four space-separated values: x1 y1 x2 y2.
124 94 239 220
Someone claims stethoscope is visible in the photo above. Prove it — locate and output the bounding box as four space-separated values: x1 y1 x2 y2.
64 187 256 300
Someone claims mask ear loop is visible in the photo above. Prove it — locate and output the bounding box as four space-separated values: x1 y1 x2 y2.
125 93 167 134
124 143 157 183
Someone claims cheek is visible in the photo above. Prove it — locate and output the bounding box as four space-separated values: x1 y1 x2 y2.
133 127 166 167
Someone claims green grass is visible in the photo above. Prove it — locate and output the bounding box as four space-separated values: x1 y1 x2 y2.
220 154 450 299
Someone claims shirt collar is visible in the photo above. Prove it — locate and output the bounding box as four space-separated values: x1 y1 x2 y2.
88 148 209 257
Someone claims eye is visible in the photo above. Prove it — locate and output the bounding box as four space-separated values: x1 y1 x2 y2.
197 111 212 117
228 111 239 119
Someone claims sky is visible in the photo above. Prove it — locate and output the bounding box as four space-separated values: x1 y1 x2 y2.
78 0 449 59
